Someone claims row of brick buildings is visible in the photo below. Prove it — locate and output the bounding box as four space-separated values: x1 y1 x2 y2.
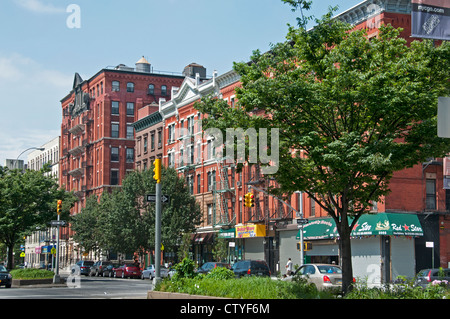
24 0 449 284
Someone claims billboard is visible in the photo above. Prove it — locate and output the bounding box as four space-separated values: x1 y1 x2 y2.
411 0 450 40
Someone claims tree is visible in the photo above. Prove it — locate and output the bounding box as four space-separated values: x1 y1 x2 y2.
0 165 77 269
72 165 202 260
195 2 450 294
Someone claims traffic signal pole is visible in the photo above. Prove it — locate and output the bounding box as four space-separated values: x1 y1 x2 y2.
53 200 62 284
153 159 162 286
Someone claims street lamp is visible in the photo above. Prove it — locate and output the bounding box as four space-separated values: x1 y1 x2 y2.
15 147 45 169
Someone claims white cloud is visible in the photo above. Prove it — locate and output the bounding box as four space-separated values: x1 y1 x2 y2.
0 52 72 165
14 0 65 14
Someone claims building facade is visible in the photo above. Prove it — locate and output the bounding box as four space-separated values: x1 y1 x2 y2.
148 0 449 282
59 57 184 261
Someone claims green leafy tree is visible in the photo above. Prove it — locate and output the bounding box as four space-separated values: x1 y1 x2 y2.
72 165 202 260
195 2 450 294
0 165 77 269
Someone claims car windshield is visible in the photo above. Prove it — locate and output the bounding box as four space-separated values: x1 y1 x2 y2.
84 261 94 266
0 265 7 272
126 264 138 267
234 262 250 270
317 265 342 274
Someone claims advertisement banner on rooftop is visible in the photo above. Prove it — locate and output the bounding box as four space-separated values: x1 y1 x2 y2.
411 0 450 40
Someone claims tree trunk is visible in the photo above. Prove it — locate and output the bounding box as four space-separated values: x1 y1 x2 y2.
338 217 354 295
7 243 14 270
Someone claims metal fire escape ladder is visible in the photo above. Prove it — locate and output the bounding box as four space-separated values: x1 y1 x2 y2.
213 157 235 226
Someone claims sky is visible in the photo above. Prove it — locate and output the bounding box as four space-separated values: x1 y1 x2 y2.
0 0 364 165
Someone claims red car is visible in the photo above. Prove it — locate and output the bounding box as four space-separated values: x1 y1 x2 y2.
114 263 141 279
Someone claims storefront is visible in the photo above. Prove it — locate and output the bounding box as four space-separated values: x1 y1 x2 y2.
296 212 424 285
235 223 267 264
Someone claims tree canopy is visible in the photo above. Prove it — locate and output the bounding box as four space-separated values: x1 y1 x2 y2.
195 3 450 293
71 165 202 260
0 165 77 269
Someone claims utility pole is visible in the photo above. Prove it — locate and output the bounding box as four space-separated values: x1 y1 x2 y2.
153 159 162 286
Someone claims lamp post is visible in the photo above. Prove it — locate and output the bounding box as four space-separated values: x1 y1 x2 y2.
15 147 45 170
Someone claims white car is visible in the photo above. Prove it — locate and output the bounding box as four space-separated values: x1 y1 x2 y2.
141 265 169 279
282 263 343 290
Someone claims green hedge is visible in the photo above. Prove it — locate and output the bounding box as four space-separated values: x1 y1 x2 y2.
10 268 54 280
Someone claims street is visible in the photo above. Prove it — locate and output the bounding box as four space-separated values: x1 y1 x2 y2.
0 275 153 299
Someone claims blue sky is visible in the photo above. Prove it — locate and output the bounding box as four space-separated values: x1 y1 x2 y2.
0 0 363 165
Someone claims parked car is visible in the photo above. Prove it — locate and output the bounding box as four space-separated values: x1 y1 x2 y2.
196 262 230 274
89 261 112 277
103 263 120 277
232 260 271 278
141 265 169 279
71 260 95 276
0 265 12 288
415 268 450 288
283 263 343 290
114 263 141 279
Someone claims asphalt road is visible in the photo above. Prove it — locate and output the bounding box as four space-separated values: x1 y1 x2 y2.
0 275 153 299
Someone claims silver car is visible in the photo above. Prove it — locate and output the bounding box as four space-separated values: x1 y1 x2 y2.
141 265 169 280
282 263 342 290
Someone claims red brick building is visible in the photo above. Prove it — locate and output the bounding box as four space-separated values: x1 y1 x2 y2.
150 0 449 278
59 57 184 260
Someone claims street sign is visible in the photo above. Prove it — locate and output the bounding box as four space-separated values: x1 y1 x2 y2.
51 248 56 255
50 220 67 227
20 252 25 257
147 194 170 203
297 218 309 225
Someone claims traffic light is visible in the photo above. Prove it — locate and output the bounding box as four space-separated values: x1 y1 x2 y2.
153 158 161 183
297 242 312 251
57 200 62 215
244 192 255 207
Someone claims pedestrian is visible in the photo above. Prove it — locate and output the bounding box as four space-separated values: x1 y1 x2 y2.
285 258 293 276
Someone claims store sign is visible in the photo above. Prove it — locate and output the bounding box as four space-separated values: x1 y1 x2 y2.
235 224 266 238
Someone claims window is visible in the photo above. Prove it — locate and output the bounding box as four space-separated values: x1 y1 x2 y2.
310 198 315 217
207 139 215 160
127 82 134 92
126 148 134 163
207 170 216 191
148 84 154 95
197 174 201 193
143 136 148 153
111 170 119 185
112 81 120 92
207 204 213 225
126 125 134 139
111 101 119 115
151 133 155 150
111 147 119 162
126 102 134 116
426 179 436 210
157 131 162 148
168 124 175 143
111 123 119 138
187 116 194 135
161 85 167 96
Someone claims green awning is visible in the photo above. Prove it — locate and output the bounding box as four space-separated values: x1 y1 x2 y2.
296 212 424 240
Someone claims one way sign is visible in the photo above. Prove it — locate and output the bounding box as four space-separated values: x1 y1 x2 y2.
147 194 170 203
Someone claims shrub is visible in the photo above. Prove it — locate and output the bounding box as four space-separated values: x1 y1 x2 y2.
204 267 234 280
10 268 54 280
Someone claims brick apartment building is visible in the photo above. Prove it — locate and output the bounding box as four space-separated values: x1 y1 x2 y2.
137 0 449 281
59 57 184 261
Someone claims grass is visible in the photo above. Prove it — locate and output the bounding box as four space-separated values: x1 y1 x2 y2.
9 268 55 280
